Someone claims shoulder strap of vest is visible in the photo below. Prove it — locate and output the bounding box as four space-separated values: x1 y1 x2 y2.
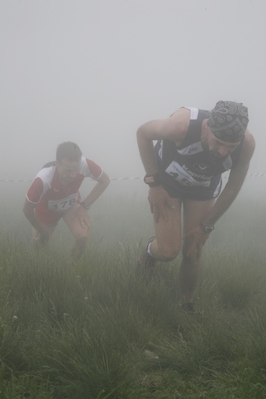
42 161 56 168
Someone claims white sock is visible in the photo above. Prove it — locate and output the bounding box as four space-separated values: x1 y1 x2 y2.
147 242 154 258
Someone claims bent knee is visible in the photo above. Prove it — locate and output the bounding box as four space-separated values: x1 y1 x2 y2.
157 243 181 261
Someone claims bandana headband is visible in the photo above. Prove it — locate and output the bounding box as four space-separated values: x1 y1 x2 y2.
208 101 249 143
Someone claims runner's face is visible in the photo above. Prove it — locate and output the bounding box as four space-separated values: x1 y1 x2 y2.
207 130 240 159
56 158 81 185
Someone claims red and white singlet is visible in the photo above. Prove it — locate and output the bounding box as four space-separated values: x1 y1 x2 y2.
26 157 103 225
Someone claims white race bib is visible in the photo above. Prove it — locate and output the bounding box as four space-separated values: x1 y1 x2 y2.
165 162 211 187
48 193 78 212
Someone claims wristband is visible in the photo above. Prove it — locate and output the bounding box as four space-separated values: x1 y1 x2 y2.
200 223 214 234
144 173 161 187
80 201 90 210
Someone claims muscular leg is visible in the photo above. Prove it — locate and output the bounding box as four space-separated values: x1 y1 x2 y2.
63 203 90 260
149 198 182 261
179 198 215 303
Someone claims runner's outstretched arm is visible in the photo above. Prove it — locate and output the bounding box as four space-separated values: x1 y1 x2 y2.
201 131 255 227
81 171 110 209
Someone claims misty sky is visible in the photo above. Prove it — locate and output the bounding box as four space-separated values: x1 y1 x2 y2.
1 0 265 185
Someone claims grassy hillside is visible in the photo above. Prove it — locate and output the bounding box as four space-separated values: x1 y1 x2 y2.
0 192 265 398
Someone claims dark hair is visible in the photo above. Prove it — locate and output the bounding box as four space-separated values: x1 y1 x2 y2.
56 142 82 162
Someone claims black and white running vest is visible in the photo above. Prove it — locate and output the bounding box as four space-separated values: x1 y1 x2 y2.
154 107 243 200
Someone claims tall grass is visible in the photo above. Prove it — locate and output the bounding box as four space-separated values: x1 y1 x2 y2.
0 194 265 398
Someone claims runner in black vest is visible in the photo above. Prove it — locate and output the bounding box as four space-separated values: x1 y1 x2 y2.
136 101 255 312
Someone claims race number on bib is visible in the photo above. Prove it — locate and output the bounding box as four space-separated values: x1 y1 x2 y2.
165 162 211 187
48 193 78 212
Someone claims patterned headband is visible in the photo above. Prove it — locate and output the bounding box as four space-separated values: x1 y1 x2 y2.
208 101 249 143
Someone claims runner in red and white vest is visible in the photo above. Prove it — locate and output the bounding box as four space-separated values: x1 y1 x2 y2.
23 141 110 259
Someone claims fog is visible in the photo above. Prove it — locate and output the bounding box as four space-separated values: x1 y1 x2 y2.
1 0 265 199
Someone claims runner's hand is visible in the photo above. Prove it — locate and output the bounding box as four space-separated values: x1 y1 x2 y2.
76 205 90 229
148 186 175 223
39 229 49 244
183 226 209 258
